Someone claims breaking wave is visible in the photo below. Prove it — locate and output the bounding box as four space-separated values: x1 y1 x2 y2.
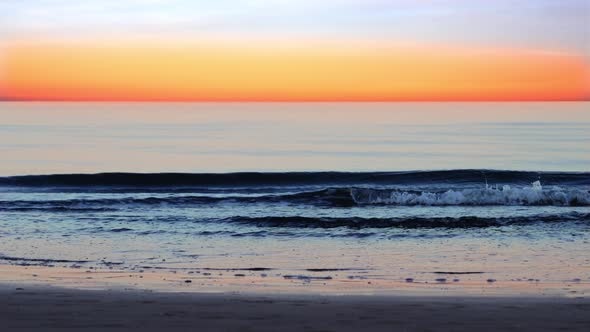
0 181 588 212
350 182 590 206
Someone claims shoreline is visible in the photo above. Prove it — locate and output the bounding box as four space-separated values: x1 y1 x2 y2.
1 264 588 298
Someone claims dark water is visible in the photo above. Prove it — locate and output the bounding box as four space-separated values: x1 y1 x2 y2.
2 170 589 234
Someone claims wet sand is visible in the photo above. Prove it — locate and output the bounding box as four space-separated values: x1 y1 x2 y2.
2 284 590 331
1 264 590 331
2 264 589 297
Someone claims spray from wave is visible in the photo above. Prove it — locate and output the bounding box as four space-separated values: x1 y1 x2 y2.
350 181 590 206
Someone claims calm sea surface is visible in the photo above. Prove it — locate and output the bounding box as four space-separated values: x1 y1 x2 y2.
0 102 588 175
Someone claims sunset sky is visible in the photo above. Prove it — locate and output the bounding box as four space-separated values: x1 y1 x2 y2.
1 0 589 101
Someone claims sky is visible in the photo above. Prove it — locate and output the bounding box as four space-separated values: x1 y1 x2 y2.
0 0 589 101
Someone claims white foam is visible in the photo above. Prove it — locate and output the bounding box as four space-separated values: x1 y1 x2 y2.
350 182 590 206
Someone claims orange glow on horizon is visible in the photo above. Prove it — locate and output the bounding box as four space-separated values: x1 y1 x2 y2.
1 43 589 101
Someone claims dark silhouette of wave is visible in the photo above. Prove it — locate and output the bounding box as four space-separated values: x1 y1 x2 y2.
219 212 590 229
1 170 588 188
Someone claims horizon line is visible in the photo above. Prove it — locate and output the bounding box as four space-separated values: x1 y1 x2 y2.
2 98 589 103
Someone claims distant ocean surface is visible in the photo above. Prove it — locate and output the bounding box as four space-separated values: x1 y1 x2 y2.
1 102 589 174
0 102 589 285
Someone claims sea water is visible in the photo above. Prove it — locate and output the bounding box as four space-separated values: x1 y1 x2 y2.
0 102 589 286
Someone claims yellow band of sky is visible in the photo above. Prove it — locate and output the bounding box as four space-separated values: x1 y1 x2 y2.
1 42 589 101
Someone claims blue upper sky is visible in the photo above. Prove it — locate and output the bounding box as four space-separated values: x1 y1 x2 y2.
1 0 588 55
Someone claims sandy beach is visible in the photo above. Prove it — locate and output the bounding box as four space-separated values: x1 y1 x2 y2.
2 283 589 332
0 264 589 331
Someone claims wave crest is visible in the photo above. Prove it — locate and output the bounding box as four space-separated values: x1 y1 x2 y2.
1 183 588 212
350 183 590 206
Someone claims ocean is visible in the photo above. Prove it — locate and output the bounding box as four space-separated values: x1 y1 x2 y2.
0 102 589 288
